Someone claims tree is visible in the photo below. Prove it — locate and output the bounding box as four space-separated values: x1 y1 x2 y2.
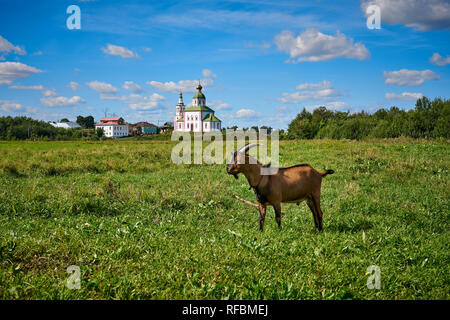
76 115 95 129
60 118 70 123
96 127 104 138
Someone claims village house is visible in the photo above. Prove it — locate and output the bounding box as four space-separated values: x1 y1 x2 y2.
133 121 158 135
95 117 129 138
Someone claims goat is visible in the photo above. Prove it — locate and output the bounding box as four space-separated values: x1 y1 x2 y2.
226 143 334 231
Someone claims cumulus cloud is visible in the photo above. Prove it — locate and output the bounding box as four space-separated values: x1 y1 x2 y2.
86 80 118 94
235 109 262 118
383 69 439 86
0 62 42 84
280 81 341 104
361 0 450 31
210 100 232 110
147 69 216 93
43 89 57 97
274 29 369 63
68 81 80 91
40 96 85 107
385 92 423 100
128 93 165 110
0 35 26 56
429 52 450 66
0 99 23 112
202 69 217 78
122 81 143 93
102 44 139 58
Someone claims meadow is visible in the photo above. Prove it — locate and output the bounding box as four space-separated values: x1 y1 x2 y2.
0 138 448 299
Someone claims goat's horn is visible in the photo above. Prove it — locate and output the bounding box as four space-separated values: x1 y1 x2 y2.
237 143 260 154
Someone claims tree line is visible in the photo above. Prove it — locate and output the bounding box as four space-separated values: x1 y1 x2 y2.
0 116 103 140
286 97 449 140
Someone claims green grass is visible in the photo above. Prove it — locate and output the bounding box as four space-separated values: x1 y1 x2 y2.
0 139 448 299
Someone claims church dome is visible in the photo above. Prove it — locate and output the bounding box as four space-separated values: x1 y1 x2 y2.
193 81 205 99
193 91 205 99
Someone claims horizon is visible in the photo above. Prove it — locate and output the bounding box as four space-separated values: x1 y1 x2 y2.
0 0 449 129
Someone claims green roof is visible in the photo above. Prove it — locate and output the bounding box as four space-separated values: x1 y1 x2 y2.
203 113 221 122
176 117 184 122
184 105 214 112
193 91 205 99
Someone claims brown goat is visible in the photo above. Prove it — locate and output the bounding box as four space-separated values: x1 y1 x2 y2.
226 144 334 231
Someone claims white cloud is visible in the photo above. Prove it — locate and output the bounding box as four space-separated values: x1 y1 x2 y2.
0 99 23 112
429 52 450 66
0 35 26 56
383 69 439 86
296 80 332 90
102 44 138 58
147 70 216 93
235 109 262 118
40 96 85 107
361 0 450 31
274 29 369 63
0 62 42 84
68 81 80 91
128 93 165 110
43 89 57 97
122 81 143 93
143 47 152 52
202 69 217 78
280 81 341 104
8 84 45 90
147 78 214 93
210 100 232 110
385 92 423 100
86 80 118 93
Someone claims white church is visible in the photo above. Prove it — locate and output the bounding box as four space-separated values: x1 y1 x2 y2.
174 82 222 132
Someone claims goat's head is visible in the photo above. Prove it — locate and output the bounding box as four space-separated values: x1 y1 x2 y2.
226 143 259 179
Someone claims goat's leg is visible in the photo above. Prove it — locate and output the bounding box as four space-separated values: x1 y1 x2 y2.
312 193 323 231
306 198 320 230
258 203 266 231
273 202 282 230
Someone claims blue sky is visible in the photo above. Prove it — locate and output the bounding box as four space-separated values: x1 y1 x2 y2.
0 0 449 128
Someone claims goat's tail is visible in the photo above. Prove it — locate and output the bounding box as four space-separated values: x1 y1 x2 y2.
320 169 335 177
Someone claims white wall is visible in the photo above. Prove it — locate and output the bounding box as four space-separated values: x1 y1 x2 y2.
96 125 129 138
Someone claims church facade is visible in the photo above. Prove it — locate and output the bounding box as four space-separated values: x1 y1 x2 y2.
174 83 222 132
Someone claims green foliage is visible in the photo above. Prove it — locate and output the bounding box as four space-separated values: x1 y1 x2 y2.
0 116 100 141
76 116 95 129
0 139 448 299
288 97 450 140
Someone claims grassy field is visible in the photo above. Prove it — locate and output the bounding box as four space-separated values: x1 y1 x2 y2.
0 139 448 299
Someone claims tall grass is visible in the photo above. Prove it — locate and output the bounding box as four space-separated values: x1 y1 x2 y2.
0 139 448 299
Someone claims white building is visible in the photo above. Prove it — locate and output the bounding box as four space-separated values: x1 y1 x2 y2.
174 83 222 132
49 121 81 129
95 117 129 138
